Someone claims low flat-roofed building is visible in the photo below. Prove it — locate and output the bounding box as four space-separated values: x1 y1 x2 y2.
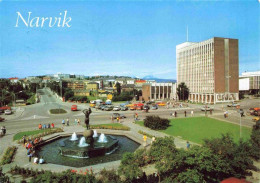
239 71 260 94
142 83 176 101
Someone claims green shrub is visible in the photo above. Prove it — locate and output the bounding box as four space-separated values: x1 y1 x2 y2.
0 146 17 165
144 115 170 130
98 169 121 183
49 109 67 114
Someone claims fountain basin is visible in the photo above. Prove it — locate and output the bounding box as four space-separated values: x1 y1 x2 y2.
60 135 118 158
36 134 140 167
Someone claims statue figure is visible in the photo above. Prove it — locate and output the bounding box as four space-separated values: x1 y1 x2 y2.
82 108 92 129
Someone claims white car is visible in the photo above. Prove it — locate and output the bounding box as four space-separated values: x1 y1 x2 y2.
113 106 121 111
4 109 12 115
227 103 240 107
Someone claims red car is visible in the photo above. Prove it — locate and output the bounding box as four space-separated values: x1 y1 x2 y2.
71 105 77 111
0 106 11 111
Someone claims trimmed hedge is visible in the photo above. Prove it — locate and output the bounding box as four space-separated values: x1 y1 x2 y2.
90 125 130 131
0 146 17 165
144 115 170 130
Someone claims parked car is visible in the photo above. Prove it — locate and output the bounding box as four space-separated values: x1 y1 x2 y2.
112 113 126 119
136 106 143 110
4 109 12 115
201 106 214 111
71 105 78 111
0 117 5 122
120 106 128 111
0 106 11 111
151 105 158 110
130 106 136 110
146 101 155 105
113 106 121 111
227 103 240 107
143 105 150 110
156 102 166 106
104 106 113 111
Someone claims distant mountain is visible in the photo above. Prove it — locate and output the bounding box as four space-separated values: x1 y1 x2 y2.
142 75 176 83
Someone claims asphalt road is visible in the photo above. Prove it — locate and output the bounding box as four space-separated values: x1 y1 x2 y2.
0 88 258 134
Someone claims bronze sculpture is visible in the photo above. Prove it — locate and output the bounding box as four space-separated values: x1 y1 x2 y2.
82 108 92 129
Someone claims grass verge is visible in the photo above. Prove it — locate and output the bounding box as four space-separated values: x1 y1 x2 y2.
13 128 63 141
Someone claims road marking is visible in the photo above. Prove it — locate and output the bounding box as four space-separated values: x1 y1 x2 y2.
21 115 49 120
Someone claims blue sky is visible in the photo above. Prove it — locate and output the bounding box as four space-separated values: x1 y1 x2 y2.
0 0 259 79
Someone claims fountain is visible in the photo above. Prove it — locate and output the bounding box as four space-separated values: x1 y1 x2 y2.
98 133 108 143
78 137 89 147
70 132 78 141
93 130 98 138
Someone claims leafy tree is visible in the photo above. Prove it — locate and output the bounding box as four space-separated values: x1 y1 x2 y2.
176 82 189 101
149 136 177 162
0 167 10 183
157 146 231 183
118 152 142 182
112 92 133 102
250 120 260 160
203 134 253 179
64 89 74 101
115 82 121 95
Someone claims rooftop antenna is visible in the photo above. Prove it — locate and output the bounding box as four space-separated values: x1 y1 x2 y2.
186 26 189 42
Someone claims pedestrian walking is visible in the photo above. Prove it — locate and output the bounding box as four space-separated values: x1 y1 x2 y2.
66 118 69 126
116 117 120 123
2 126 6 136
74 119 77 125
175 111 177 117
186 141 190 150
191 110 194 117
111 115 114 123
184 111 187 117
143 135 147 146
62 119 65 127
77 119 81 125
51 123 55 128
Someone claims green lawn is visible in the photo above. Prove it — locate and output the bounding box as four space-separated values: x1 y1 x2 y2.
136 117 252 144
13 128 58 141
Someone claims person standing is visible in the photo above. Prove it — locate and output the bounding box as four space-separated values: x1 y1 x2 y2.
184 111 187 117
111 115 114 123
116 117 120 123
62 119 65 127
143 135 147 146
2 126 6 136
175 111 177 117
74 119 77 125
51 123 55 128
186 141 190 149
191 110 194 117
77 118 81 125
66 118 69 126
